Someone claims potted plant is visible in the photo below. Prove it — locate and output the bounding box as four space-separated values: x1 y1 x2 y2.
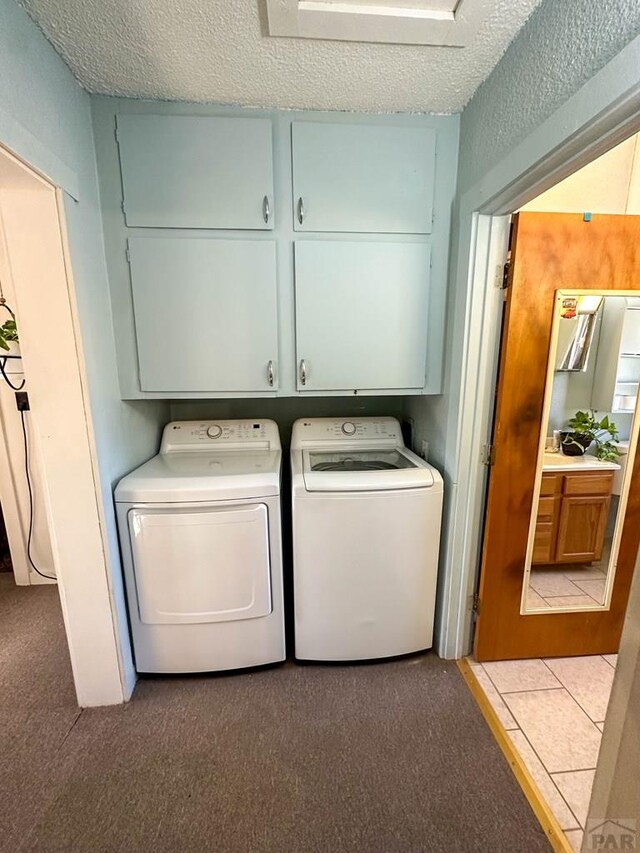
0 317 19 357
560 410 621 461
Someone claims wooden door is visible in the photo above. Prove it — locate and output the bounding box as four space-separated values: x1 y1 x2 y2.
293 240 430 391
474 212 640 661
128 236 279 393
116 114 274 230
291 122 436 234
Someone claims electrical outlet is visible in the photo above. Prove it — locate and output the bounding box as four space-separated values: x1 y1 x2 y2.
421 439 429 461
15 391 30 411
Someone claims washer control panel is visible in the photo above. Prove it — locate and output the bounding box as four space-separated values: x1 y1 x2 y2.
291 417 402 447
160 420 281 453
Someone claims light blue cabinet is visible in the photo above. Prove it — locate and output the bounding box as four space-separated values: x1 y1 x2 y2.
294 241 430 391
128 237 279 393
93 100 459 398
116 115 274 230
291 122 436 234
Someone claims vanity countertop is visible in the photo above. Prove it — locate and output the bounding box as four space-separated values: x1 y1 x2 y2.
542 451 621 472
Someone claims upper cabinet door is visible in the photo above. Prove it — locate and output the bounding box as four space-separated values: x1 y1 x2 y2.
292 122 436 234
294 241 430 391
128 237 279 393
116 115 274 230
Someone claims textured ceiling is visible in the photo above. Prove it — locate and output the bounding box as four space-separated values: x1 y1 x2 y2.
19 0 543 113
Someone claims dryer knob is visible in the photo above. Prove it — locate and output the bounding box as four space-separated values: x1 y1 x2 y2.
342 422 356 436
207 424 223 439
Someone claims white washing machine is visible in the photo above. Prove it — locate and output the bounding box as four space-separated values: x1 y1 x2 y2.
291 417 443 662
115 420 285 673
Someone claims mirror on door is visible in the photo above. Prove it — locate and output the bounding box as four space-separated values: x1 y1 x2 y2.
522 293 640 613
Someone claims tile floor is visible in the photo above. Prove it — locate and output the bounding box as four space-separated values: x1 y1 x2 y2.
469 654 617 852
528 566 607 608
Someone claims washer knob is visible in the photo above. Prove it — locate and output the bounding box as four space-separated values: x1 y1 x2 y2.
342 421 356 436
207 424 223 439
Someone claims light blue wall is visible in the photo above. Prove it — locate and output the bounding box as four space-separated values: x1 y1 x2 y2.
459 0 640 195
0 0 169 694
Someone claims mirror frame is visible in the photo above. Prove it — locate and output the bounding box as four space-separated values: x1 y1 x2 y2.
521 289 640 615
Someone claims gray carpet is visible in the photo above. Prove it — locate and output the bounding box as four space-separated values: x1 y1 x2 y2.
0 574 551 853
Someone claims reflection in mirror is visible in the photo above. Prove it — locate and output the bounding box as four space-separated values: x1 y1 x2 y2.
523 294 640 614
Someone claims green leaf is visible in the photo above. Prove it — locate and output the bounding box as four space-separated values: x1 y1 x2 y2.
0 319 18 342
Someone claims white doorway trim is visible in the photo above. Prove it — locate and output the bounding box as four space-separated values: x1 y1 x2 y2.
440 33 640 659
0 143 125 706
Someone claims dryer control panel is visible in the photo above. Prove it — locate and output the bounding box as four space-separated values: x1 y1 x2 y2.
160 420 281 453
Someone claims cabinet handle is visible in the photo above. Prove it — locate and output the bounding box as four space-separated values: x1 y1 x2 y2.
300 359 307 386
297 197 305 225
262 195 270 224
267 360 275 387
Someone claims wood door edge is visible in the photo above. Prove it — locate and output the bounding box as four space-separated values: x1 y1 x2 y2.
457 659 573 853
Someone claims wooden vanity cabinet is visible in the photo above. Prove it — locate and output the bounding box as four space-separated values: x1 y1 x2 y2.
532 471 613 565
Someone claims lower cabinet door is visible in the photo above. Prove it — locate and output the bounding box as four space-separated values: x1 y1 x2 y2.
128 236 279 393
294 240 430 391
555 495 610 563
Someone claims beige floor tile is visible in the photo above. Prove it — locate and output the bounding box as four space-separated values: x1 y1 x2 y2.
526 588 550 609
502 688 601 773
552 769 596 827
543 656 614 723
573 578 607 604
530 571 585 598
508 730 580 831
471 665 518 730
565 829 584 852
562 567 606 581
543 594 600 608
482 659 562 693
603 654 618 669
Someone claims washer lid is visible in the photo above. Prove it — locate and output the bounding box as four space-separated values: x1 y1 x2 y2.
302 448 434 492
115 450 281 503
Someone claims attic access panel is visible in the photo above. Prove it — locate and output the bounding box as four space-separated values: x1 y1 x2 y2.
265 0 485 47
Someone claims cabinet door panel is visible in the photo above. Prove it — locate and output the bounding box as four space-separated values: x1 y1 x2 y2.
292 122 436 234
532 523 555 565
555 495 610 563
128 237 278 393
117 115 274 229
294 241 429 391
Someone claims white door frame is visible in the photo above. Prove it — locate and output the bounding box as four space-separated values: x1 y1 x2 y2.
0 143 125 706
440 33 640 659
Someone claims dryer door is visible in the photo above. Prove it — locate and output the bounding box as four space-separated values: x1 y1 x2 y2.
128 504 272 624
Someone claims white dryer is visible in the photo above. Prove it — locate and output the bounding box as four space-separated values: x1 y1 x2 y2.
291 417 443 662
115 420 285 673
